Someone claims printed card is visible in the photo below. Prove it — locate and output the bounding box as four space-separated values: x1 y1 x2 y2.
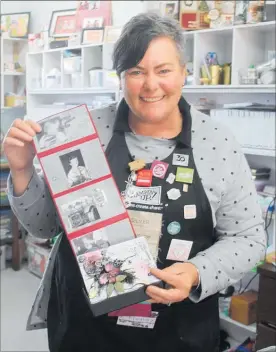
78 237 159 304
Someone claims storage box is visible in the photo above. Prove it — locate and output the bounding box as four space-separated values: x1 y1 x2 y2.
26 238 51 278
230 290 258 325
0 245 6 270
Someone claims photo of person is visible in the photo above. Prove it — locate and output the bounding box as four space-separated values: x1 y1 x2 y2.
62 196 100 230
71 229 110 256
83 17 103 28
37 116 68 150
35 105 95 153
59 149 92 188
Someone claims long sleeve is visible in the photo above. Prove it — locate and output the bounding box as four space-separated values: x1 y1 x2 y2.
6 167 59 239
189 135 267 302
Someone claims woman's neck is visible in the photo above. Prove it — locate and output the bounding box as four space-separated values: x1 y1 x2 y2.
128 107 183 139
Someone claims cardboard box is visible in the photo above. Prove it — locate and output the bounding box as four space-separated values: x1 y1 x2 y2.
230 291 258 325
26 238 51 278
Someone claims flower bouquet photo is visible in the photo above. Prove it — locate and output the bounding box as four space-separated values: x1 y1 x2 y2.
78 237 161 316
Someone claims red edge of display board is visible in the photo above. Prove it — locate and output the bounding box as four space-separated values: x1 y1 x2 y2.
32 104 137 242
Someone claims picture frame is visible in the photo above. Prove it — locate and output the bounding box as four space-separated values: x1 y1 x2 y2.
82 16 104 29
159 1 180 21
82 28 104 44
1 12 30 38
49 9 77 38
103 26 122 43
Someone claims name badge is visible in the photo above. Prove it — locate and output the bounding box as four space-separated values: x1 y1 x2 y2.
173 153 189 167
176 167 194 184
117 312 158 329
166 239 193 261
128 210 162 260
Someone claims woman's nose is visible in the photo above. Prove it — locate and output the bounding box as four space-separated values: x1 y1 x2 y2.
143 73 159 91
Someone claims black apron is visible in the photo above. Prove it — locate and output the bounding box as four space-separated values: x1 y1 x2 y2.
47 102 220 352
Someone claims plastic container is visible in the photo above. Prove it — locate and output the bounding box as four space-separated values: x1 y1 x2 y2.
89 69 104 87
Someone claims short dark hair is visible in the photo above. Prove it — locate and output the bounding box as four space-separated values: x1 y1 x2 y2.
112 13 185 76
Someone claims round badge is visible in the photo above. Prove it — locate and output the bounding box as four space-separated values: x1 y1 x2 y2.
167 221 181 235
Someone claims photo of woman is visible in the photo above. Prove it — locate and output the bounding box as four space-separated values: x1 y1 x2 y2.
37 117 67 150
59 149 92 188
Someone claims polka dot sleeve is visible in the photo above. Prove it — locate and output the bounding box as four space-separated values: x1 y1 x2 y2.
189 128 267 303
6 167 59 239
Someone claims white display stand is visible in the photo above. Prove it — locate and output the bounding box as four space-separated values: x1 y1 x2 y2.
1 37 28 110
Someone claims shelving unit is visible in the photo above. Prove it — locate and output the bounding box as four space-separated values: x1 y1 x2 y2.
0 37 28 109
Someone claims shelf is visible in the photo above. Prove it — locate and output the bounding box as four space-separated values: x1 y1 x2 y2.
2 72 25 76
1 37 28 42
242 147 275 157
182 85 276 93
183 20 275 35
28 42 104 55
28 88 117 95
219 312 256 334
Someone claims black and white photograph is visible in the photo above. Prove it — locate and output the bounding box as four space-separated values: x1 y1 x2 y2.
60 149 91 187
34 105 95 153
71 229 110 256
70 219 135 256
39 139 110 194
55 178 126 234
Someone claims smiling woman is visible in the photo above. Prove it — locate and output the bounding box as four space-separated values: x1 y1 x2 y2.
4 12 265 352
113 15 186 135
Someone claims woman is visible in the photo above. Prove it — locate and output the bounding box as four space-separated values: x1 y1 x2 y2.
4 13 265 352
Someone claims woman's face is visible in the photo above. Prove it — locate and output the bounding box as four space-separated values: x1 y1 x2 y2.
121 36 185 125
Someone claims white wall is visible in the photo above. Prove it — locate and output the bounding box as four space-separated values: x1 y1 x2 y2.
1 0 148 33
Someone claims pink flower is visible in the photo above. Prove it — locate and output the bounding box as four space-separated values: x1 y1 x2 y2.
99 273 109 285
109 268 120 277
109 276 116 283
86 250 102 264
105 263 116 272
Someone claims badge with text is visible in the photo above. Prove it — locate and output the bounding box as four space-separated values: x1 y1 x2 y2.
184 204 197 219
150 160 169 179
166 239 193 261
127 210 162 259
136 170 153 187
117 312 159 329
124 185 162 206
173 153 189 167
175 167 194 184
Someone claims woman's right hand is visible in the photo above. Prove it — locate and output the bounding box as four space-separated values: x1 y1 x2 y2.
3 118 42 173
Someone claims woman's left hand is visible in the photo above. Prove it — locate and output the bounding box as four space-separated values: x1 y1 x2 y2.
146 262 200 305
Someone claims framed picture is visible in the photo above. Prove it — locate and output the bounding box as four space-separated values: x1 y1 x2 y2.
76 0 112 31
82 16 104 28
49 9 77 38
104 26 122 43
159 1 180 21
82 28 104 44
1 12 30 38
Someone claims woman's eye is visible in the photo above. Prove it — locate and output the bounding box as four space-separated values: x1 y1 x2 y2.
129 70 142 76
159 69 170 74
